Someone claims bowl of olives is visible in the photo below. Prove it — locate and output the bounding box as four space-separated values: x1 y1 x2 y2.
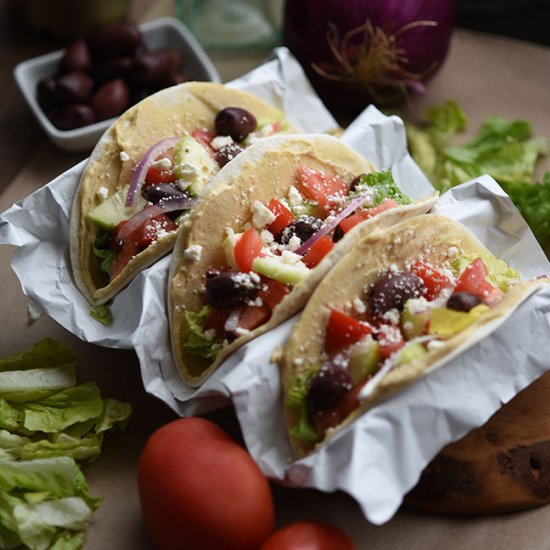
14 17 221 152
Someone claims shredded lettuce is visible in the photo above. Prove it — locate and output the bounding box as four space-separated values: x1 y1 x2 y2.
405 101 550 257
89 305 112 327
183 306 221 360
91 232 115 276
351 170 411 206
0 339 132 549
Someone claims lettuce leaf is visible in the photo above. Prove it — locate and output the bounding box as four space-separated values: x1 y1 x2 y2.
91 232 115 276
351 170 411 206
183 306 221 360
0 339 132 549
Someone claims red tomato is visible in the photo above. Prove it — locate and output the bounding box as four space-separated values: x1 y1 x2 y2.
135 214 178 248
376 324 405 358
259 521 356 550
295 164 348 210
266 198 295 236
238 304 272 331
259 278 289 310
325 309 372 355
454 257 503 303
301 235 334 268
144 160 176 186
138 418 275 550
234 228 264 272
203 308 231 337
110 238 139 279
411 259 453 300
338 199 399 234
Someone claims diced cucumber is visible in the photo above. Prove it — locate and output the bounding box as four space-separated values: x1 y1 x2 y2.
252 256 309 285
348 340 382 386
395 343 428 366
291 201 324 219
172 135 218 197
87 186 144 231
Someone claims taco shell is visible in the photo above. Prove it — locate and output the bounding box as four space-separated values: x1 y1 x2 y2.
70 82 288 305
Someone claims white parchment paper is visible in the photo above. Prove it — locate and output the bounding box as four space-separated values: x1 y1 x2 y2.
2 47 550 525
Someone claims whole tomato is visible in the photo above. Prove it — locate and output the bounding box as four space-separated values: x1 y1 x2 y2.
138 417 275 550
259 521 356 550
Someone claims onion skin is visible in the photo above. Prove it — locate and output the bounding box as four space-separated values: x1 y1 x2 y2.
284 0 454 115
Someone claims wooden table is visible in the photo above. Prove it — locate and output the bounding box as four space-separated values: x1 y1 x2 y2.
3 1 550 547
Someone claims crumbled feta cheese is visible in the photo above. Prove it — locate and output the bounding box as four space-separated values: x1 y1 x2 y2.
260 229 274 244
287 186 303 207
176 163 197 180
353 297 366 314
447 246 459 258
96 186 109 200
183 244 203 262
381 308 400 325
203 329 216 341
119 151 130 162
251 200 276 228
210 135 234 150
153 157 172 170
281 250 302 264
293 357 304 366
235 327 251 336
389 263 399 273
287 235 302 252
427 339 446 351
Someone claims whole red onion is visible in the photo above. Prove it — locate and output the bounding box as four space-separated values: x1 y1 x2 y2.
284 0 454 115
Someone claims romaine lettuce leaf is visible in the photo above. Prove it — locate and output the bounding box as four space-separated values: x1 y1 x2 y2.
183 306 221 360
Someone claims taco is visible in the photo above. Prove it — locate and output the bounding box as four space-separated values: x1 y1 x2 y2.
277 214 550 458
168 133 438 386
70 81 290 305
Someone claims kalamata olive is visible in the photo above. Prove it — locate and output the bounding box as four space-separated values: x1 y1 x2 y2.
91 56 133 84
86 22 142 58
369 271 425 315
215 143 245 167
205 272 261 309
131 49 184 87
349 174 366 192
37 77 59 110
61 39 92 73
446 291 482 312
279 216 322 244
332 225 344 243
54 71 95 103
142 183 189 203
306 360 352 413
215 107 257 142
90 78 130 121
47 103 96 130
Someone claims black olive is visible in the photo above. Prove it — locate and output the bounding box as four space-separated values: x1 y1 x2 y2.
279 216 322 244
205 272 261 309
215 142 245 167
369 271 425 315
142 183 189 203
349 174 366 192
447 291 483 312
306 360 352 414
214 107 257 142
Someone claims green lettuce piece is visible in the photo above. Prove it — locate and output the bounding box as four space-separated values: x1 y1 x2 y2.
183 306 221 360
351 170 411 206
89 305 112 327
451 252 520 292
286 368 320 444
0 339 76 374
91 232 115 276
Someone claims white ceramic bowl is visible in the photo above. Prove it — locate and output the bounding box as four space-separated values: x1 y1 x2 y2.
14 17 221 153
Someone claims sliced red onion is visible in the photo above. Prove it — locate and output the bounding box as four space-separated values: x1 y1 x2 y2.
295 192 370 256
224 307 244 335
116 196 195 241
125 136 181 207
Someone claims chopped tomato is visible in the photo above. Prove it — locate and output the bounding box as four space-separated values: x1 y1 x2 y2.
238 304 271 331
312 381 367 437
411 259 454 300
338 199 399 234
144 157 176 186
376 324 405 358
454 258 503 303
234 228 264 272
203 309 231 338
271 120 282 133
135 214 178 248
111 238 139 279
295 164 348 210
325 309 372 355
301 236 334 268
266 198 295 236
259 278 289 310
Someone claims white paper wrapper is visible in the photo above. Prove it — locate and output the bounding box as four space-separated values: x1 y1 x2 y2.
2 47 549 525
